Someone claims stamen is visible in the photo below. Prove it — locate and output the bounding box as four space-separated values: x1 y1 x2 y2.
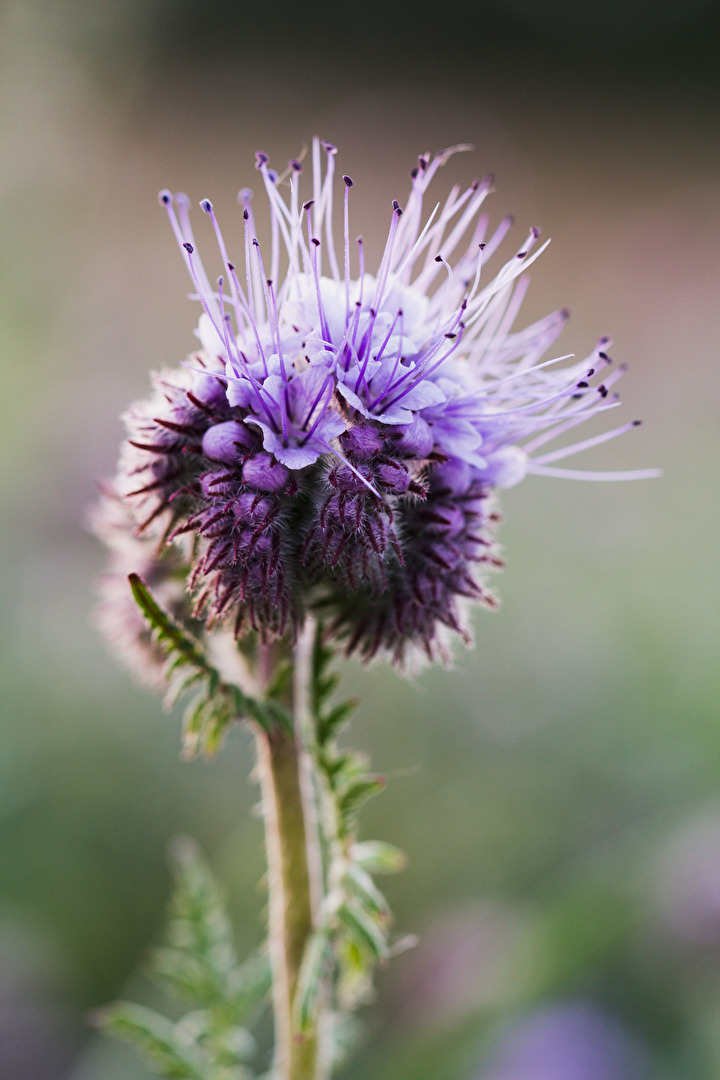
529 465 661 481
343 174 353 323
532 420 645 465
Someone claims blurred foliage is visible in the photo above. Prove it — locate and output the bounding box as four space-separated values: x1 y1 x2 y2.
97 838 270 1080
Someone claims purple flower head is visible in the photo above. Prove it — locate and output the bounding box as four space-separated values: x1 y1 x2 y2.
96 141 657 665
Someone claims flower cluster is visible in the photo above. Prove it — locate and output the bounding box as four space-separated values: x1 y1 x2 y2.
96 139 656 666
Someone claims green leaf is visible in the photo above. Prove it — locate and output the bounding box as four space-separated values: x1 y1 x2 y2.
295 928 332 1032
342 864 390 921
96 1003 207 1079
337 776 386 822
129 574 211 674
317 698 359 745
337 901 388 961
352 840 407 876
127 574 280 753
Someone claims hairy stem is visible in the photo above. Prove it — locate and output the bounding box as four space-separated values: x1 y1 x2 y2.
256 627 325 1080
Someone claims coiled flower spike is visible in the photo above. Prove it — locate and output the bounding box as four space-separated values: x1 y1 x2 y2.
100 138 658 667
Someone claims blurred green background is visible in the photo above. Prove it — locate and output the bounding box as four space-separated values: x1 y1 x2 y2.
1 0 718 1076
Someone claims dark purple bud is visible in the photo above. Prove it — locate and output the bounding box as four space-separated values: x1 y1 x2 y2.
377 463 410 493
233 491 272 522
200 198 213 213
395 416 434 458
202 421 253 464
433 457 472 496
193 373 228 409
243 453 290 492
341 424 385 460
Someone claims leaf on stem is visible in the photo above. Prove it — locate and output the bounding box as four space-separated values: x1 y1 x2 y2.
127 574 290 754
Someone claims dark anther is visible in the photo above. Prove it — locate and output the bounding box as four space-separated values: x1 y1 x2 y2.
243 209 249 220
343 175 353 187
434 254 443 263
200 199 212 213
183 242 194 254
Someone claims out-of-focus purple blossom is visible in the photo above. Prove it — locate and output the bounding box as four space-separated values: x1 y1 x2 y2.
94 140 657 667
475 1002 649 1080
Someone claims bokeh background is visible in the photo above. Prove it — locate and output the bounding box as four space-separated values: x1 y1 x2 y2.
1 0 719 1077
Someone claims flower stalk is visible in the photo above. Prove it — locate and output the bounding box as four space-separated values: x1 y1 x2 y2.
256 635 326 1080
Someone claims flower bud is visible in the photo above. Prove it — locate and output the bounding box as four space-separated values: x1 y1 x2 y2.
202 421 253 463
243 453 291 492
